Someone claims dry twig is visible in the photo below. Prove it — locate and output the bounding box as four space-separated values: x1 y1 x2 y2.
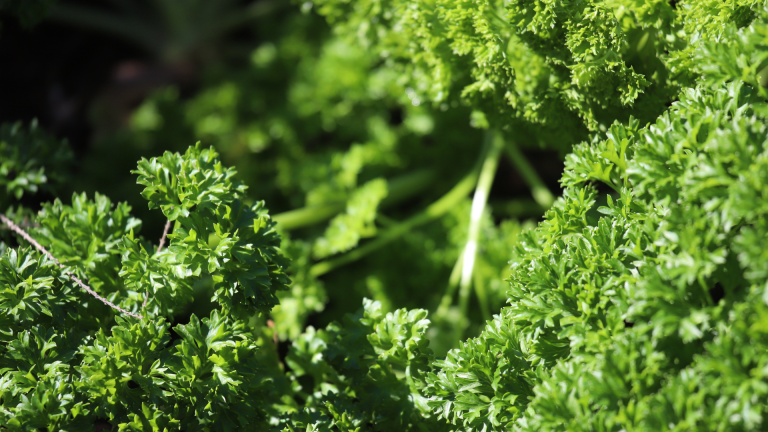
0 213 143 319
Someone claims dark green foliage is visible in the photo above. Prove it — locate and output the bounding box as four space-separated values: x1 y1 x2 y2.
105 10 493 342
514 81 768 432
34 194 141 307
133 144 291 319
278 299 444 431
1 0 768 431
0 121 72 206
0 120 73 256
0 0 56 28
0 247 92 431
312 0 679 135
0 147 292 430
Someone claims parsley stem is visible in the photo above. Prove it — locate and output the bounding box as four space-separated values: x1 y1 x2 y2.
474 265 491 322
458 129 503 336
309 167 481 278
434 248 463 319
504 139 555 208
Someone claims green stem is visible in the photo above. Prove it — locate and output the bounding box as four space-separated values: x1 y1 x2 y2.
380 169 437 207
273 169 436 231
504 140 555 208
434 248 464 320
473 261 491 322
457 129 503 336
309 167 481 278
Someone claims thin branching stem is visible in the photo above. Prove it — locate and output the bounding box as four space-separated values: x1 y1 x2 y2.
157 219 173 252
0 213 143 319
473 262 491 322
504 139 555 208
434 248 464 320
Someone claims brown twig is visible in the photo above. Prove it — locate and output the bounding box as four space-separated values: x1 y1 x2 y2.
0 213 143 319
0 221 40 230
142 218 173 309
157 219 172 252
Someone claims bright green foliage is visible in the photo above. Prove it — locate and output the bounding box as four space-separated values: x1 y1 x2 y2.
300 134 397 209
0 146 294 430
0 121 72 205
313 0 662 133
271 236 328 340
668 0 766 85
133 144 291 318
418 9 768 429
33 194 142 316
72 311 275 431
72 4 486 342
313 0 761 135
517 81 768 431
0 247 92 430
690 2 768 97
134 144 247 221
2 1 768 431
119 232 195 318
0 248 71 336
278 299 445 431
313 178 388 258
425 85 768 429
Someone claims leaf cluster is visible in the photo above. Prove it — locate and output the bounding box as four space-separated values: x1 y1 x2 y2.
419 9 768 430
277 299 444 431
0 146 293 430
312 0 761 136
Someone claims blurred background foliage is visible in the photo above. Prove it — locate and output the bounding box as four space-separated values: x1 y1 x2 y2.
0 0 562 357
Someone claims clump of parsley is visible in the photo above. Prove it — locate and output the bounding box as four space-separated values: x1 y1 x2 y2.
0 1 767 431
